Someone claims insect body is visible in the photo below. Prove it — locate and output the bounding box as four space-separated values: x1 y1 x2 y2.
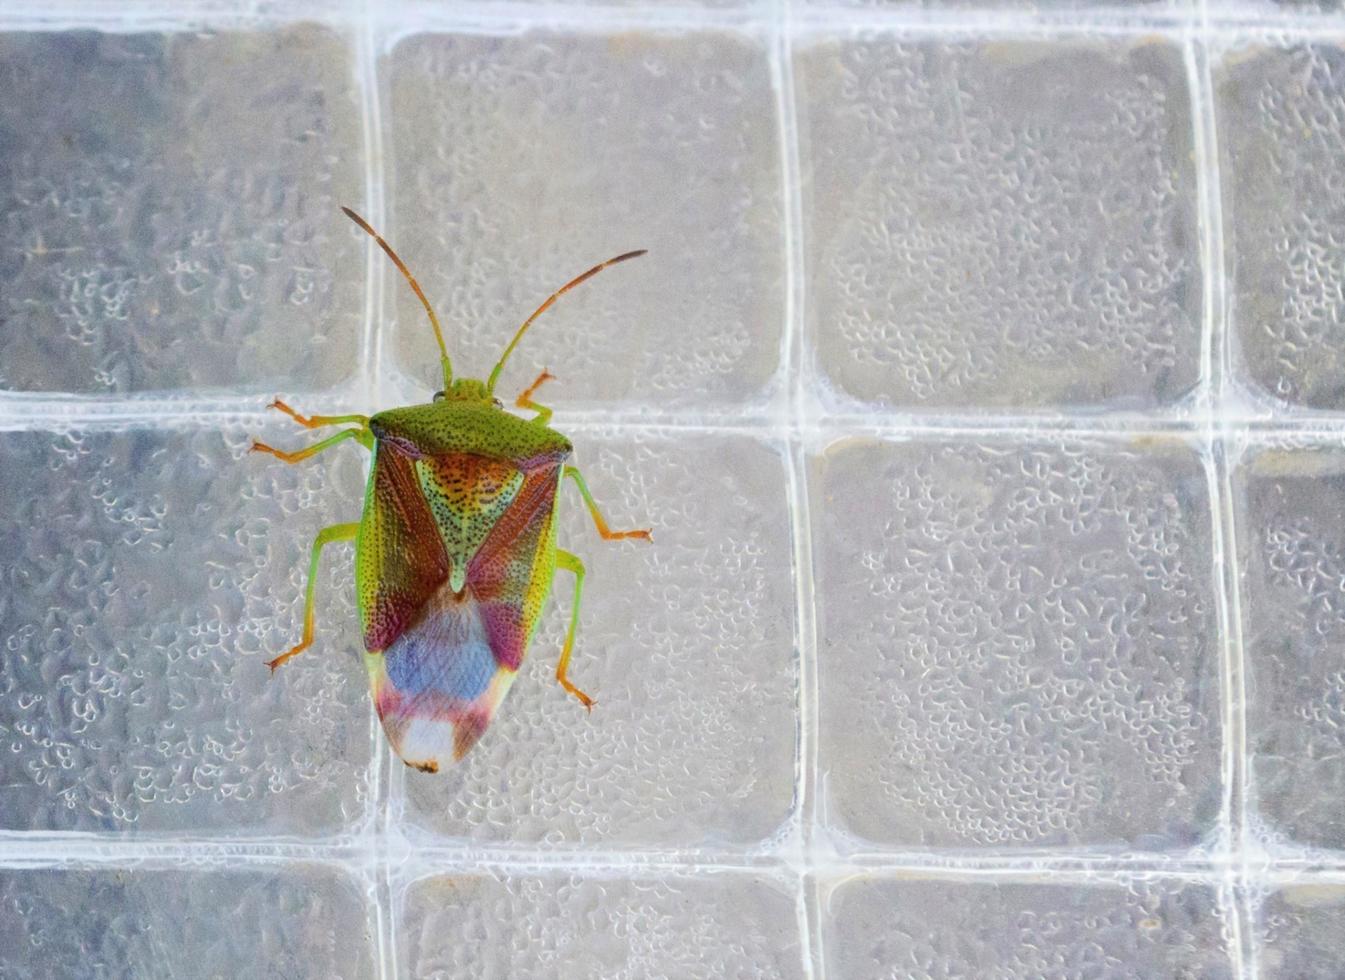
252 208 650 773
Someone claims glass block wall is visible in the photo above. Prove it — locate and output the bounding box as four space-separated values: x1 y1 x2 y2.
2 0 1345 976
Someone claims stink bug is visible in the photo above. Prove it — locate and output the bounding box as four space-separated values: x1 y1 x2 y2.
251 206 651 773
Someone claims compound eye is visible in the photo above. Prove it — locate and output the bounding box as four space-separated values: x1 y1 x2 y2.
493 398 503 409
433 390 446 402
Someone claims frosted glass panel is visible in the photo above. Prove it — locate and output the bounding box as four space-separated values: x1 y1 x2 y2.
3 2 1340 976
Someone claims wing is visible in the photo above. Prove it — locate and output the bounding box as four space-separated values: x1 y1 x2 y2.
469 461 563 671
365 587 521 772
359 447 563 771
355 446 449 652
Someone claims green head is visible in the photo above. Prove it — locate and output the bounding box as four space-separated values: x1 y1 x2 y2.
435 378 492 403
342 205 646 401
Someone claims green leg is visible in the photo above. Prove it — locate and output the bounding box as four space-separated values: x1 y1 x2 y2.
563 466 652 541
251 425 372 463
268 522 361 672
268 398 369 430
515 369 555 426
555 550 594 710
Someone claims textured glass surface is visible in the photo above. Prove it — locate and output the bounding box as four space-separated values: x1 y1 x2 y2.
1220 43 1345 410
400 872 802 978
797 35 1200 411
1257 885 1345 979
822 875 1232 979
0 865 376 979
0 27 365 394
383 30 784 414
1236 444 1345 851
812 436 1221 851
0 1 1339 977
0 425 373 834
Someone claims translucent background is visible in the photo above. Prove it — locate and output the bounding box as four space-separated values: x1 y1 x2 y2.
3 0 1345 976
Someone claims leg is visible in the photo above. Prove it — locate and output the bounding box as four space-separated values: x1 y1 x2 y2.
268 522 360 672
563 466 652 541
251 426 370 464
515 369 556 426
268 398 369 430
555 550 594 710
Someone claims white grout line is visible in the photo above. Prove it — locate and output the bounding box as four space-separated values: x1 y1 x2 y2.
15 392 1345 439
774 2 805 418
785 4 1196 37
374 856 398 980
771 0 822 973
351 7 401 976
357 9 398 978
4 0 1345 42
1191 19 1242 978
1192 31 1230 418
0 1 364 33
1192 12 1257 978
6 0 1345 44
355 0 394 849
804 869 826 980
785 437 821 980
10 845 1340 886
1190 10 1256 977
352 8 384 414
0 830 1305 878
1186 0 1230 859
0 833 379 867
379 0 768 39
1213 440 1253 980
1215 456 1252 978
364 18 391 414
358 4 395 843
353 16 380 401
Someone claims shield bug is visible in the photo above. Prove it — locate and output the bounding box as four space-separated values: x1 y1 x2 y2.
251 206 651 773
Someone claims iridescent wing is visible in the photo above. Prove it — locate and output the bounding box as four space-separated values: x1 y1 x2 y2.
357 443 563 772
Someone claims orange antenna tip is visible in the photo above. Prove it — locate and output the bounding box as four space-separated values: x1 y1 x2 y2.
341 205 453 388
486 248 649 395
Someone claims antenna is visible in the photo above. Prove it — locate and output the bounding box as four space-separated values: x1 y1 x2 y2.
486 250 647 396
341 206 452 389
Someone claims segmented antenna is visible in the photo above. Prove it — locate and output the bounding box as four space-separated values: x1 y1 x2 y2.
486 250 648 396
342 206 453 389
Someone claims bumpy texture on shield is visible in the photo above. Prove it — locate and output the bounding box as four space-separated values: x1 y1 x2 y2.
356 431 566 771
415 454 523 593
356 448 449 653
